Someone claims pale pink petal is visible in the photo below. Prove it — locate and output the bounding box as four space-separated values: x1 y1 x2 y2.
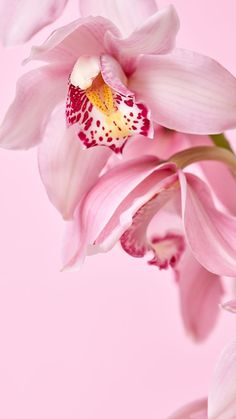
221 300 236 313
100 54 133 97
79 0 157 37
177 250 223 342
208 339 236 418
25 17 120 68
0 0 68 45
0 66 67 149
129 49 236 134
62 158 177 269
38 108 111 220
200 159 236 216
167 399 208 419
180 172 236 276
105 5 179 74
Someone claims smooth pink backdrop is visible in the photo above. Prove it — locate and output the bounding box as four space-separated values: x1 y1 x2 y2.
0 1 236 418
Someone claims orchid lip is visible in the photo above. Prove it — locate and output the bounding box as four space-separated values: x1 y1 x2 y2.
66 54 152 153
148 233 185 269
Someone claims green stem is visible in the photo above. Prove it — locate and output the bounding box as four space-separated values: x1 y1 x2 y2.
210 133 233 152
169 146 236 174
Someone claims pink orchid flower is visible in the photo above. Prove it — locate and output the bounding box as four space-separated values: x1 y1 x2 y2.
1 2 236 221
63 148 236 277
0 0 174 219
61 144 236 339
168 339 236 418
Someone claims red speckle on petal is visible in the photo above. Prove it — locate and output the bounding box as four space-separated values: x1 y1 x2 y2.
124 99 133 107
78 131 86 141
82 111 89 123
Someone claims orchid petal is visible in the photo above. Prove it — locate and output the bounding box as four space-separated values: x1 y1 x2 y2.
0 66 67 149
26 17 120 68
167 399 208 419
129 49 236 134
180 172 236 276
0 0 68 45
100 54 132 97
62 158 176 269
120 190 180 264
200 159 236 215
105 5 179 74
38 108 111 219
208 339 236 418
79 0 157 37
177 250 223 342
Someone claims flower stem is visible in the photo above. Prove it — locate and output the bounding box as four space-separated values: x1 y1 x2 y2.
210 133 233 152
169 146 236 174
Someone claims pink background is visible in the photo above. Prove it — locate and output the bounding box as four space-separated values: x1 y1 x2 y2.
0 1 236 417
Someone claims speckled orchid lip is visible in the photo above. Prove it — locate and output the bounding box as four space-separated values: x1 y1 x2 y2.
66 54 153 153
119 175 185 271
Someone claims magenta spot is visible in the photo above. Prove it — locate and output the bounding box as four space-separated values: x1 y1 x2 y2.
69 116 76 124
96 120 101 127
129 112 134 117
82 111 89 123
137 103 148 117
78 131 87 141
124 99 133 107
99 136 103 141
107 137 113 143
84 117 93 131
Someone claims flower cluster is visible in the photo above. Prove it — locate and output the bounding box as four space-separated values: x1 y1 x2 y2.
1 1 236 416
